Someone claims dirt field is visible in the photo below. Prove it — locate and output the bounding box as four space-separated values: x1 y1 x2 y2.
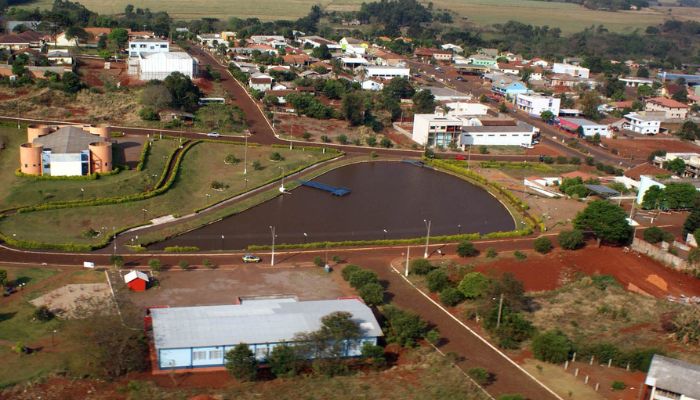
122 265 355 308
77 57 138 87
30 283 111 318
602 136 700 162
474 246 700 297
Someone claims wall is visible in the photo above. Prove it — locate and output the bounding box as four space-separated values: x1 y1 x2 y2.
631 237 690 271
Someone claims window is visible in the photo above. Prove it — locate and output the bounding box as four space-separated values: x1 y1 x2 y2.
192 351 207 361
208 350 223 359
160 44 167 48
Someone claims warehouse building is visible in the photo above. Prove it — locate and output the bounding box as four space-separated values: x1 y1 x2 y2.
151 297 383 370
19 125 112 176
644 354 700 400
133 52 197 81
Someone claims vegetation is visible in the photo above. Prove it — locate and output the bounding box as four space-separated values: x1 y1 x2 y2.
225 343 258 381
457 240 478 257
558 229 585 250
574 201 633 245
458 272 490 299
531 330 572 363
533 237 553 254
643 227 674 244
381 305 429 347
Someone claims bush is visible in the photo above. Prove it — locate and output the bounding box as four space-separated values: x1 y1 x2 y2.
33 306 55 321
514 250 527 260
337 134 349 144
380 137 393 148
224 154 240 164
382 305 428 347
225 343 258 381
148 259 161 272
533 237 553 254
348 269 379 289
358 282 385 306
410 259 435 275
439 287 465 306
426 269 450 292
611 381 626 391
458 272 490 299
467 367 491 385
486 247 498 258
361 342 386 369
203 259 216 269
320 135 332 143
643 226 674 244
366 136 377 147
164 246 199 252
313 256 324 267
139 106 159 121
342 264 362 281
532 330 572 363
268 344 299 377
269 152 285 161
302 131 312 140
252 160 262 170
425 328 440 345
178 260 189 270
558 229 585 250
457 240 478 257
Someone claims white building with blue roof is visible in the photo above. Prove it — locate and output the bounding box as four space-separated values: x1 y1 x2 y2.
151 297 383 370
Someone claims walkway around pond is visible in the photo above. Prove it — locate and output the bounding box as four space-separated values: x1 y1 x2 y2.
298 180 351 196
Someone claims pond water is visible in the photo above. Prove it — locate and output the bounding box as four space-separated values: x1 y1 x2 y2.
152 161 516 250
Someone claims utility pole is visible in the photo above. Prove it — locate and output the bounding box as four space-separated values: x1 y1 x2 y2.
243 133 248 176
496 293 504 329
270 225 276 266
405 246 410 277
423 219 431 258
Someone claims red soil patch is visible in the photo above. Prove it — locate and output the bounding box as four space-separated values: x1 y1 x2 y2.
193 78 214 94
475 246 700 298
602 136 699 162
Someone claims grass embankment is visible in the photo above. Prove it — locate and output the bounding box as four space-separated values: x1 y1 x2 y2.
0 124 177 210
0 143 336 248
0 267 104 388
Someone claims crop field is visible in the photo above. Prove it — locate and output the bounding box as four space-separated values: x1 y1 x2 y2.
19 0 683 34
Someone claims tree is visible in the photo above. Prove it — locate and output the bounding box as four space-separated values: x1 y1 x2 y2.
341 92 366 126
296 311 361 375
580 90 602 120
643 226 673 244
342 264 362 281
636 66 649 78
358 282 384 306
573 201 633 245
533 237 553 254
0 269 8 287
532 330 572 363
672 87 688 103
637 84 653 98
540 110 555 123
268 343 299 377
663 183 698 209
383 77 415 99
426 268 449 292
457 240 478 257
225 343 258 381
164 72 202 112
311 44 332 59
409 258 434 275
458 272 490 299
678 121 700 141
64 26 88 46
107 28 129 50
666 158 686 175
382 305 428 347
139 107 159 121
642 185 664 209
140 84 173 110
558 229 585 250
61 71 83 94
439 287 465 306
412 90 436 113
361 342 386 369
684 203 700 236
348 269 379 289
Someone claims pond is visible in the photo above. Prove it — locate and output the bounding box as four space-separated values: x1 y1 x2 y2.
152 161 516 250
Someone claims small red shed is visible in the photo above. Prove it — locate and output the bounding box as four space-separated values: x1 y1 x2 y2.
124 270 149 292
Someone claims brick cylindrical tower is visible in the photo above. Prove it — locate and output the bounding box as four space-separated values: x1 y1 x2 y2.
19 143 43 175
27 124 51 143
89 142 112 174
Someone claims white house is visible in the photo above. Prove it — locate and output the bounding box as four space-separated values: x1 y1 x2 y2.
128 38 169 57
552 63 590 79
341 56 368 69
622 111 663 134
460 121 536 147
645 97 688 120
197 33 223 48
645 355 700 400
619 77 654 87
339 37 367 55
136 52 197 81
515 93 561 117
441 43 464 53
412 113 463 147
361 80 384 91
364 66 410 80
249 35 286 48
249 73 273 92
559 117 611 138
299 35 341 50
47 50 73 65
445 102 489 116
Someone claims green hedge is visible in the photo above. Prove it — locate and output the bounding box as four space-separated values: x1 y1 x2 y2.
14 167 121 180
163 245 200 252
16 141 198 213
135 140 151 171
270 143 342 154
247 233 483 251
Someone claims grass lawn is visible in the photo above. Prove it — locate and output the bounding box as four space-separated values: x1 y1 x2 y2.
18 0 673 33
478 161 579 180
0 124 178 210
0 267 104 388
0 143 335 246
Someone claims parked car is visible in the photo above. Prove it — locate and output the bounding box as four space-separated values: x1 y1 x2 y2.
242 254 261 263
207 132 221 137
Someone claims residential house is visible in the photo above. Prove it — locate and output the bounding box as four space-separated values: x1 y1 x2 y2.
299 36 341 50
552 63 590 79
444 102 489 116
0 30 44 50
414 47 452 62
151 298 383 370
282 53 311 67
515 93 561 117
468 54 497 68
614 162 668 189
637 175 700 204
249 73 273 92
441 43 463 53
529 57 549 68
197 33 223 48
363 66 409 80
341 56 368 69
645 97 688 120
619 77 654 87
339 37 368 55
249 35 286 48
361 79 384 91
46 50 73 65
644 354 700 400
491 78 529 99
559 117 611 138
370 49 406 67
497 61 523 76
420 86 472 102
622 111 663 134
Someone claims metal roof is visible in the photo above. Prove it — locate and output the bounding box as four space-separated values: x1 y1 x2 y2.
646 355 700 398
463 120 534 133
33 126 105 153
151 298 384 349
585 184 620 198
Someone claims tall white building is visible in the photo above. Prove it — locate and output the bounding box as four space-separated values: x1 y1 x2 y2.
128 38 169 57
137 52 197 80
364 66 410 80
552 63 590 79
515 93 561 117
461 121 536 147
623 112 662 135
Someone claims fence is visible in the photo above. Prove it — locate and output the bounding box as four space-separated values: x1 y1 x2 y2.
631 237 690 271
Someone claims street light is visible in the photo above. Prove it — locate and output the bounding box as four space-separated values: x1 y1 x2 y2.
270 225 276 266
458 224 462 235
383 228 388 240
279 166 286 192
303 232 308 243
243 133 248 175
221 234 225 250
423 219 432 258
142 208 148 222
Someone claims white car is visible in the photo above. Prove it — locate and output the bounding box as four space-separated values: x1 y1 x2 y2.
207 132 221 137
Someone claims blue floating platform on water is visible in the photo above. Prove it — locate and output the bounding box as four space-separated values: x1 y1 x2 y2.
402 160 425 167
299 180 351 196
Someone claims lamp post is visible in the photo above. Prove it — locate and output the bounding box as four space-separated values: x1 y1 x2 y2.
404 246 410 277
303 232 308 243
221 234 225 250
383 228 388 240
142 208 148 222
270 225 276 266
458 224 462 235
279 166 286 192
112 226 116 259
423 219 431 258
243 133 248 176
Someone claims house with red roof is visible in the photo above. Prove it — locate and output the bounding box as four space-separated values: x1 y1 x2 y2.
644 97 688 120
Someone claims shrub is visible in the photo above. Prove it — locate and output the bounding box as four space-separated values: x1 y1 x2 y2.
252 160 262 170
313 256 324 267
534 237 553 254
148 259 161 272
33 306 55 321
178 260 189 270
203 259 216 269
558 229 585 250
366 136 377 147
611 381 626 391
532 330 572 363
486 247 498 258
337 134 349 144
269 152 285 161
361 342 386 369
439 287 465 306
514 250 527 260
425 329 440 345
457 240 478 257
467 367 491 386
426 269 450 292
348 269 379 289
358 282 384 306
224 154 240 164
225 343 258 381
320 135 331 143
342 264 362 281
211 180 228 190
458 272 490 299
478 145 489 154
268 343 299 377
643 226 674 244
382 305 428 347
302 131 312 140
139 106 159 121
410 259 435 275
380 137 393 148
164 246 199 252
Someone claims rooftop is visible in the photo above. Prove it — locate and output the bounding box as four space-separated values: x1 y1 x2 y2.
420 86 471 99
647 97 688 109
463 120 534 133
33 126 106 154
646 355 700 399
141 52 193 60
560 117 606 127
624 163 668 180
151 298 383 349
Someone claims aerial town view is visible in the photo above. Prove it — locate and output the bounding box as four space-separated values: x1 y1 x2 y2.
3 0 700 399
